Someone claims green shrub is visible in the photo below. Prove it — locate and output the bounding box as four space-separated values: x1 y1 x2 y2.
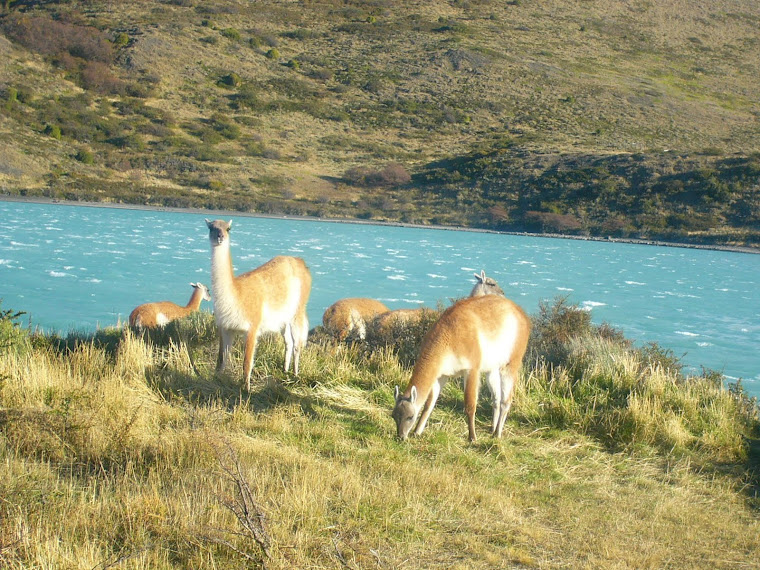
44 124 62 139
112 32 129 47
265 48 280 60
75 149 95 164
218 72 242 88
221 27 241 41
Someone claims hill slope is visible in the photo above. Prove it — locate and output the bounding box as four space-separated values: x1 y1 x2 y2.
1 0 759 246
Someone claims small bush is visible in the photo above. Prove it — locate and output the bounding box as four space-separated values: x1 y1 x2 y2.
0 301 29 354
44 124 62 140
221 28 241 41
218 72 242 88
265 48 280 60
75 149 95 164
112 32 129 48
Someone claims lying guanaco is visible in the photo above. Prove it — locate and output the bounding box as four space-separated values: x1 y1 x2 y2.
393 294 531 442
322 297 390 340
206 219 312 390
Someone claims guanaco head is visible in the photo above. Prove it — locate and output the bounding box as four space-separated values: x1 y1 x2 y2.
206 219 232 246
392 385 419 441
191 282 212 301
470 270 505 297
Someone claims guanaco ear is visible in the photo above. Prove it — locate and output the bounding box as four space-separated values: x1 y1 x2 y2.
410 386 417 404
394 385 400 401
227 220 233 229
205 218 213 228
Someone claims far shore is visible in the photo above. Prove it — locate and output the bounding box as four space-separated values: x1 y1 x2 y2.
3 194 758 255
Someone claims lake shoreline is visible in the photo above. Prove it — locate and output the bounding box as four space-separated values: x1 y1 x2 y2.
4 194 758 255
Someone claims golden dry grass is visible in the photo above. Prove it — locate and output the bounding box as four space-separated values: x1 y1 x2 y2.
1 309 758 568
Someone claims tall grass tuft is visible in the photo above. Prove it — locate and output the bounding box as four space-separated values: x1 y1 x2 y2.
520 298 758 463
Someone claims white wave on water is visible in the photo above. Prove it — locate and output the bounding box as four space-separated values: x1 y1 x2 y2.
387 275 407 281
675 331 699 337
85 278 102 283
10 241 39 248
696 342 713 347
427 273 447 279
625 281 646 286
556 287 574 291
48 270 71 278
582 300 606 311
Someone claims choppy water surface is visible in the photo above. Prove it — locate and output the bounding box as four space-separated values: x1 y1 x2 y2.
1 201 758 397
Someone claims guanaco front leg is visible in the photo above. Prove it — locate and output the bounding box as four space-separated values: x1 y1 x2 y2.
217 329 236 373
413 381 441 436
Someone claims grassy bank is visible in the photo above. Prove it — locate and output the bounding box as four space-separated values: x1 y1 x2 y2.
1 300 759 568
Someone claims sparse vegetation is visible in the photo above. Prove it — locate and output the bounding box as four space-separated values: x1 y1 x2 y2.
1 298 757 568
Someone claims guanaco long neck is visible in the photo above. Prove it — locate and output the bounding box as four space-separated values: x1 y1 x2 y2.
210 239 236 296
406 350 444 405
186 287 205 311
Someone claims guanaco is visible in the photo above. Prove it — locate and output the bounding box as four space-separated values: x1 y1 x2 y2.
128 282 211 329
393 294 531 442
206 219 312 390
322 297 390 341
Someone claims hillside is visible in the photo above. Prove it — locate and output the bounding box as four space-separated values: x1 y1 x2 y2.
1 0 759 246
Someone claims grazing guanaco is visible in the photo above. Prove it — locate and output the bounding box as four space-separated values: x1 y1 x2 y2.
322 297 390 340
393 294 531 442
128 282 211 329
470 270 505 298
206 219 312 390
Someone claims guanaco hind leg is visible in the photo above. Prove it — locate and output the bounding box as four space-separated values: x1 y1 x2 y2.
463 368 481 442
493 366 516 438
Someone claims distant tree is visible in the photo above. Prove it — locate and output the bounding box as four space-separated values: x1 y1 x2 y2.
525 211 583 233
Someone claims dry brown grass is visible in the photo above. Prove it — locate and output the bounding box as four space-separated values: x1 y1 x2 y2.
1 306 758 568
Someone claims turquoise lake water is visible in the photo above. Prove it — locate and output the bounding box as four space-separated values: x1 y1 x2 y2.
1 200 758 397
